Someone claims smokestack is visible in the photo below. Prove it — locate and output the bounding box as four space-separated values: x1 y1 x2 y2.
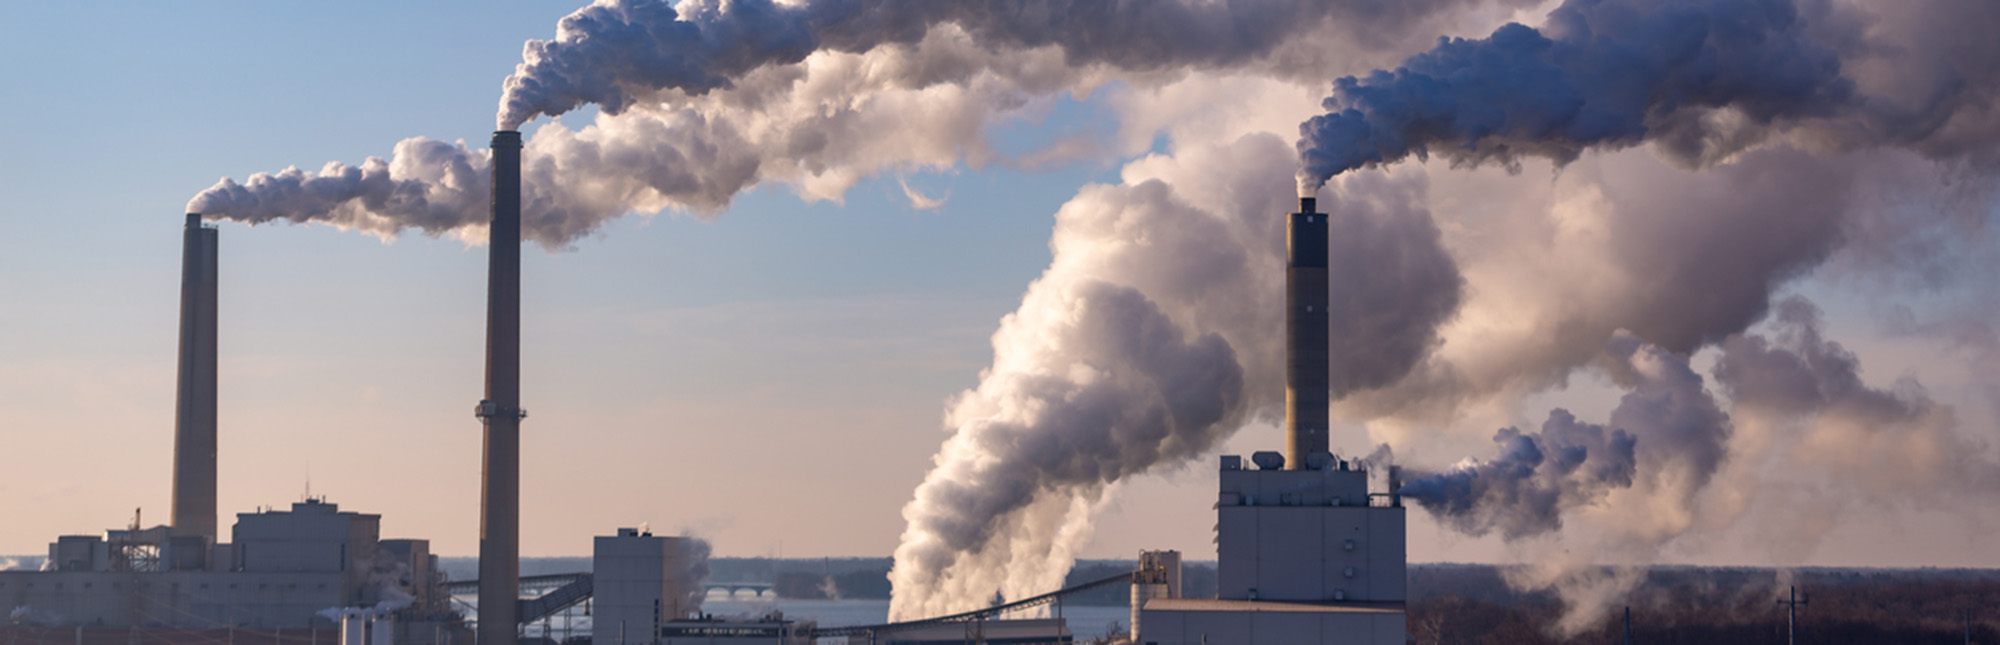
476 130 525 645
1286 196 1328 468
172 213 219 541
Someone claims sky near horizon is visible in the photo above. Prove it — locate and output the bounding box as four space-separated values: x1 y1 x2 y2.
2 0 1996 580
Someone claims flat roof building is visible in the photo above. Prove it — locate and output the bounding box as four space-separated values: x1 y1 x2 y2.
1134 453 1406 645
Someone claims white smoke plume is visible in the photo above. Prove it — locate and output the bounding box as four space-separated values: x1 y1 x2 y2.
191 0 1532 244
888 280 1245 619
494 0 1540 130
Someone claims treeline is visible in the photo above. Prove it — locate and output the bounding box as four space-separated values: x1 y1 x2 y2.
1408 566 2000 644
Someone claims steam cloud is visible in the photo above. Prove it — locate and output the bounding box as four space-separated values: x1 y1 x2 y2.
888 281 1245 619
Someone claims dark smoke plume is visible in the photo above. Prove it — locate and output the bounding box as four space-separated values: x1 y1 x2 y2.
1401 409 1638 539
1295 0 2000 193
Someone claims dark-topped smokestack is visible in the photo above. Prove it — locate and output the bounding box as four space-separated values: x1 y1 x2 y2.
1286 196 1328 468
172 213 219 541
476 131 525 645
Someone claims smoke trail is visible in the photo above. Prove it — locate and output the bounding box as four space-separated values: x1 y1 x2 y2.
495 0 1528 130
670 537 713 618
1294 0 2000 194
187 138 493 241
193 0 1529 242
1401 409 1638 539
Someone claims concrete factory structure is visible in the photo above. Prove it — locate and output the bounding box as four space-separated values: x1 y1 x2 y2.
1128 197 1408 645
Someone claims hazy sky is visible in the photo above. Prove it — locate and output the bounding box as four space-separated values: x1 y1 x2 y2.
2 0 1995 578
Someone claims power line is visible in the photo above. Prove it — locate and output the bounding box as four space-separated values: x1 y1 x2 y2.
1776 585 1809 645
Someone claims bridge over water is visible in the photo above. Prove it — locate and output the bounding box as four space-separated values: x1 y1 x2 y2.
702 581 774 597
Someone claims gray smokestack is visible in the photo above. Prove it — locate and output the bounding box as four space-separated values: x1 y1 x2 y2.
1287 196 1328 468
172 213 218 541
476 130 525 645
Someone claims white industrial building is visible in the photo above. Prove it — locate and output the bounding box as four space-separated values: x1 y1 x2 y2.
1133 453 1406 645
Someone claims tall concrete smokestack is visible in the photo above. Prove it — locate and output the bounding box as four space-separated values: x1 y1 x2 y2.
1286 196 1328 468
476 131 525 645
172 213 219 541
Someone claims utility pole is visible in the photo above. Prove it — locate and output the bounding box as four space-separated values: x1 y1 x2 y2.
1624 606 1632 645
1776 586 1808 645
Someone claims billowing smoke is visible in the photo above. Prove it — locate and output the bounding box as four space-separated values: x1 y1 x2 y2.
1294 0 2000 194
1714 298 2000 504
1401 410 1638 539
189 0 1526 243
887 281 1245 619
188 138 493 241
669 536 713 619
1400 332 1732 542
496 0 1531 130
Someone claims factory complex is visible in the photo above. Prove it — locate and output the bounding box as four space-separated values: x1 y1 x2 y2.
4 133 1407 644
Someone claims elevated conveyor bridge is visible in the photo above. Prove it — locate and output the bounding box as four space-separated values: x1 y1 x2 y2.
447 568 1139 637
811 570 1137 639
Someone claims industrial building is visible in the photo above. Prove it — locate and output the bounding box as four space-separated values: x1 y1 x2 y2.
1 499 449 632
1127 197 1409 645
592 529 704 645
0 215 465 645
